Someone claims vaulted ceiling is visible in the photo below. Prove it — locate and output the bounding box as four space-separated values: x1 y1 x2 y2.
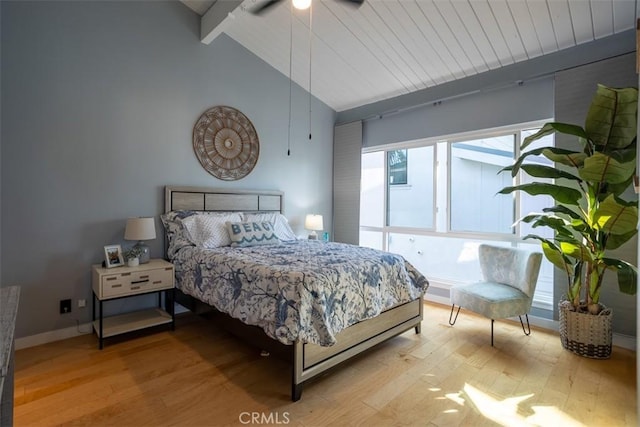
182 0 637 113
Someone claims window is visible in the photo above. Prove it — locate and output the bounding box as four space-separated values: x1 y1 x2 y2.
360 122 555 309
449 135 515 234
388 146 435 229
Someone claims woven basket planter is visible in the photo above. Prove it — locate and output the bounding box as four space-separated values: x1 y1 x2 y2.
558 300 612 359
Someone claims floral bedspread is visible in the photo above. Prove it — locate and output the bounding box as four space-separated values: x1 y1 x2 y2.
172 240 429 346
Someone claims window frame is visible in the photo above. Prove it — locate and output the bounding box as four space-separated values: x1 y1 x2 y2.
359 119 553 309
446 129 520 237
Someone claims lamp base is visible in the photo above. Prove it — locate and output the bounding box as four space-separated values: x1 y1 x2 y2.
308 231 318 240
133 241 150 264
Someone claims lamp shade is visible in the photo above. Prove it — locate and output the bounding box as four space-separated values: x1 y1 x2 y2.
305 214 324 231
124 217 156 241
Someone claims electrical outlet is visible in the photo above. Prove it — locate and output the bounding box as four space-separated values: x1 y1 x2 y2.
78 299 86 308
60 299 72 314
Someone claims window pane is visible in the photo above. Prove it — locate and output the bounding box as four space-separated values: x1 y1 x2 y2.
388 234 500 283
359 230 383 250
360 151 385 227
450 135 515 234
387 233 554 308
388 146 434 228
388 149 407 185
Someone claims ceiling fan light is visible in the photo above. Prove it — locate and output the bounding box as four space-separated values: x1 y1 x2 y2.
292 0 311 10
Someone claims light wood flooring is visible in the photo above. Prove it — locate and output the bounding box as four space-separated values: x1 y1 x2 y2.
14 302 636 426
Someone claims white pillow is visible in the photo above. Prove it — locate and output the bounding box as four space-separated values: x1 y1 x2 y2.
241 212 298 241
226 221 281 247
182 212 242 248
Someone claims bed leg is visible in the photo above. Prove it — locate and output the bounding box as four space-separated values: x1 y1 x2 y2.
292 382 303 402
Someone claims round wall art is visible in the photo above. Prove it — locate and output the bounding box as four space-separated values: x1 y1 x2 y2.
192 106 259 181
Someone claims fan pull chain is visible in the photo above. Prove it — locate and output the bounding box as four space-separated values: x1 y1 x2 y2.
308 1 312 141
287 0 293 156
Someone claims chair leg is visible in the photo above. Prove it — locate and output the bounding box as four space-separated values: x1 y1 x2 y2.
491 319 494 346
519 314 531 336
448 304 461 326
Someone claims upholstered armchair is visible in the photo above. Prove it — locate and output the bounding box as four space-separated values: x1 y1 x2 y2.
448 244 542 346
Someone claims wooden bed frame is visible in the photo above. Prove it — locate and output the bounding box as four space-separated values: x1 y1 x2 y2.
164 185 424 401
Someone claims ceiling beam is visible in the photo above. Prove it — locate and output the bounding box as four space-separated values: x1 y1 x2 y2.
200 0 243 45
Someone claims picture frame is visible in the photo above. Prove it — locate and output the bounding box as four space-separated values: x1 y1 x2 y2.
104 244 124 268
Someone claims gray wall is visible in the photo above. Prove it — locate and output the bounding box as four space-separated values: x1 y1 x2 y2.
554 53 638 336
363 76 554 147
1 1 336 338
0 1 3 288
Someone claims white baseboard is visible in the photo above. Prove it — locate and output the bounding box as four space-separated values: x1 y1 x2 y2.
15 323 93 350
15 304 190 350
15 300 637 352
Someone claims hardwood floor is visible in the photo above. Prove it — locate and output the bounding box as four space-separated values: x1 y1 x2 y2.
14 302 636 426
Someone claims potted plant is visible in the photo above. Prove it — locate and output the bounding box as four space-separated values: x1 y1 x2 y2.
123 247 142 267
498 84 638 358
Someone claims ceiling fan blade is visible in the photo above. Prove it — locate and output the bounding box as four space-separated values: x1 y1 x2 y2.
337 0 364 8
249 0 283 15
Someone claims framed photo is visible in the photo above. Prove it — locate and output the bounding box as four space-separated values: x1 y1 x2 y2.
104 244 124 268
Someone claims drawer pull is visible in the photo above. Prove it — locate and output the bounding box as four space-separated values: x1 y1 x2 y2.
139 275 149 279
165 267 173 271
131 279 149 285
106 277 117 281
131 286 141 290
153 280 162 284
112 284 122 288
122 272 131 276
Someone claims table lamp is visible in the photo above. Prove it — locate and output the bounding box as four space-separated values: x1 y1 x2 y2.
124 217 156 264
305 214 324 240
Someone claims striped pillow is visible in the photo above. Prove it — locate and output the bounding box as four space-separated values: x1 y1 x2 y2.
226 221 281 247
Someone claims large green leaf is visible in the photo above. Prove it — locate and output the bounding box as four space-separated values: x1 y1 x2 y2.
543 205 582 220
606 174 636 197
602 258 637 295
519 213 573 236
504 146 586 178
606 229 638 250
503 147 547 177
521 122 589 151
498 183 582 205
523 235 573 274
542 148 588 169
585 85 638 150
593 194 638 235
558 240 593 262
520 164 581 181
579 152 636 184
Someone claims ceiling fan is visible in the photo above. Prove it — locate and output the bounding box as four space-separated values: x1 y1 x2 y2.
250 0 364 15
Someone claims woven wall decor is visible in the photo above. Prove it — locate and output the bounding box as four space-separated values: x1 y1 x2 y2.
192 106 259 181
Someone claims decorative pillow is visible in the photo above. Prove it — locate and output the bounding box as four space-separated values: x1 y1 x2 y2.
182 212 242 248
241 212 298 241
226 221 281 247
160 210 199 259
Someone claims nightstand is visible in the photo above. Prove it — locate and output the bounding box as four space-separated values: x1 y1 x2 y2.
91 258 175 349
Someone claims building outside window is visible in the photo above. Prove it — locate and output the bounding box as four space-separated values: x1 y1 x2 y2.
359 121 554 309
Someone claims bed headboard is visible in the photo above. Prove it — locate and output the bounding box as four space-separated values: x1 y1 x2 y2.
164 186 284 214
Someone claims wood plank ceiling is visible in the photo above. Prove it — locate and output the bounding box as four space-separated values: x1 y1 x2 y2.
182 0 638 113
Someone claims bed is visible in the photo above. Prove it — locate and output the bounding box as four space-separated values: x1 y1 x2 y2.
163 186 429 401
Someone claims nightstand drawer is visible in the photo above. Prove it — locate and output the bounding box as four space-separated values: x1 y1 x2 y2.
101 267 173 298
